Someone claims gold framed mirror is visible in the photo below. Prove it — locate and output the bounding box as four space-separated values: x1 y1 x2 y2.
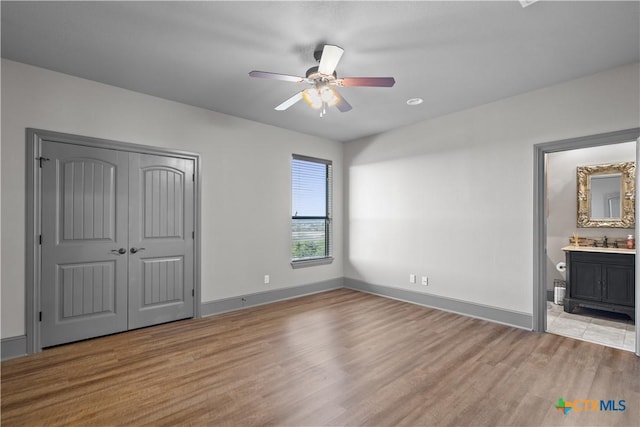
577 161 635 228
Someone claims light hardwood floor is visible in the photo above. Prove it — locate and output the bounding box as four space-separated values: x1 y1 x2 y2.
2 289 639 426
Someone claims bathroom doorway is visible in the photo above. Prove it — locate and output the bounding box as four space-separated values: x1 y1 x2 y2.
546 143 635 351
533 129 639 355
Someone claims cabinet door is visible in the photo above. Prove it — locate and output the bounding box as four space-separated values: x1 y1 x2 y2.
572 261 602 302
602 264 635 306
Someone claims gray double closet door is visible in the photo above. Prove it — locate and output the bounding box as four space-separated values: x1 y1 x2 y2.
40 141 195 347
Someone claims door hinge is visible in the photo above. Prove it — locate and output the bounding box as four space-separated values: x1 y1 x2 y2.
36 157 50 168
39 311 42 322
192 173 195 182
39 235 42 245
192 231 195 239
192 289 195 297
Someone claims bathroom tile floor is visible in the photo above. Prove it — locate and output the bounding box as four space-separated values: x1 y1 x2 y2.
546 302 635 352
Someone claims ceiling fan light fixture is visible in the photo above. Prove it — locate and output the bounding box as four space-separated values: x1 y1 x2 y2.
302 88 323 109
321 86 339 105
303 86 339 109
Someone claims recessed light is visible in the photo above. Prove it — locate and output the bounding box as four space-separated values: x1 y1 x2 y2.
406 97 423 106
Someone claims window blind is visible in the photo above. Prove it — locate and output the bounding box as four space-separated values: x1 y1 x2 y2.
291 155 332 262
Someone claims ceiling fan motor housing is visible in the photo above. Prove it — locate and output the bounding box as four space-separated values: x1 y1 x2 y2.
306 67 338 86
306 66 337 81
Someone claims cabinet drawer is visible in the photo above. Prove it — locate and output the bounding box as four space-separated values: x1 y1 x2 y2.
569 251 634 266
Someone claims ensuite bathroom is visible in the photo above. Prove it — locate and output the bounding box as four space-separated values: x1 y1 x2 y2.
546 140 635 352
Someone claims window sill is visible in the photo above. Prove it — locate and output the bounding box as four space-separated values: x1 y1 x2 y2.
291 257 334 269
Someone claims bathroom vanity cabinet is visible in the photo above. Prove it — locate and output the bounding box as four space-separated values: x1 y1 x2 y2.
562 247 635 320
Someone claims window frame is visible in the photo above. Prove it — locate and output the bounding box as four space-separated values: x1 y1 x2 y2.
290 154 333 268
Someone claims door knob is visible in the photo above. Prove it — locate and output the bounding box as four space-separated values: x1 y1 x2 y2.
130 247 146 254
111 248 127 255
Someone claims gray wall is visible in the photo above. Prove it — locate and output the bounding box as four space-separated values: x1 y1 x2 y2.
344 63 640 315
2 58 639 339
546 142 636 291
1 59 344 339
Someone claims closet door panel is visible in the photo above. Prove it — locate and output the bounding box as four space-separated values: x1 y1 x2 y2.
40 141 129 347
128 153 194 328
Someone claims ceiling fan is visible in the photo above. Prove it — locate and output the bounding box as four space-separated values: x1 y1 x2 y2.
249 45 395 117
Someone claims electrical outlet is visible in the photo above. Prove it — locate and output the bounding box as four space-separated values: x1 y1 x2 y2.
421 276 428 286
264 275 270 284
409 274 416 284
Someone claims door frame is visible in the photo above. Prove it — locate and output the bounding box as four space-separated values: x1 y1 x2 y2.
532 127 639 356
26 128 202 354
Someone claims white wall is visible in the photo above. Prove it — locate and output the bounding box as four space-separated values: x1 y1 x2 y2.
1 59 344 339
546 143 636 291
344 63 640 315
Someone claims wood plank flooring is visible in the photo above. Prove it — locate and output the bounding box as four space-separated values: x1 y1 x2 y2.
2 289 639 426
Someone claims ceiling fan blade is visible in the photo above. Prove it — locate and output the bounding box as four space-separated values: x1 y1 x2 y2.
249 71 307 83
318 45 344 76
338 77 396 87
275 91 304 111
335 92 352 112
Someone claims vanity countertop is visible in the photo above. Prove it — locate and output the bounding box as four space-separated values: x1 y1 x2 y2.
562 245 635 255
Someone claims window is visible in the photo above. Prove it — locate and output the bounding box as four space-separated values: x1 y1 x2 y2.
291 154 333 267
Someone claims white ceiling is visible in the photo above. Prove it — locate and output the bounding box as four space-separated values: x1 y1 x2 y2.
2 1 639 142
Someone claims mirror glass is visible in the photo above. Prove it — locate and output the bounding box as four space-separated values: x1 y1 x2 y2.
589 173 621 219
577 161 635 228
